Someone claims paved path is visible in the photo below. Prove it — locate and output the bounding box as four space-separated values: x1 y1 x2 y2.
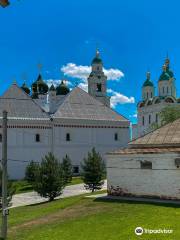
11 181 107 208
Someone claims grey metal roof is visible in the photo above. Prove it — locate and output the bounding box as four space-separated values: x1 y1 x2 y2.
130 118 180 147
52 87 128 122
0 83 49 120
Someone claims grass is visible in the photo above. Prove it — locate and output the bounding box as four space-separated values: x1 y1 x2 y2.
5 192 180 240
12 177 83 194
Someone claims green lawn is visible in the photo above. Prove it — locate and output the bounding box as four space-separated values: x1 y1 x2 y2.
12 177 83 194
5 193 180 240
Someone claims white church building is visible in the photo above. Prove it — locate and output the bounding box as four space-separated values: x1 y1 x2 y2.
0 50 130 179
133 57 180 139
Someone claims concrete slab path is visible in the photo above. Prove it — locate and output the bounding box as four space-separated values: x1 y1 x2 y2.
11 181 107 208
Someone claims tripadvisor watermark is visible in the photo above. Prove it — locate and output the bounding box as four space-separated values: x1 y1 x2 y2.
135 227 173 236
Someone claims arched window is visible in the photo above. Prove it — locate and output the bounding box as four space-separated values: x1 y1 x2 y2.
147 92 148 98
35 134 40 142
167 86 169 94
66 133 71 141
96 83 102 92
114 133 118 141
0 134 2 142
163 87 165 94
151 92 152 98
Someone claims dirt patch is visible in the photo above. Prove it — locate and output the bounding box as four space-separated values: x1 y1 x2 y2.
10 200 109 233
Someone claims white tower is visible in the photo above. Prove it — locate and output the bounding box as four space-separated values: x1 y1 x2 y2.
142 72 155 101
88 49 110 107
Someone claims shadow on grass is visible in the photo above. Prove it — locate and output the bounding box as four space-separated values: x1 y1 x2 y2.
93 196 180 208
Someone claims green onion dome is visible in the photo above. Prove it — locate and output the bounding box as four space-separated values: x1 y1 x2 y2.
21 82 30 95
31 74 48 94
49 84 56 91
143 72 154 87
56 80 70 95
159 64 171 81
91 49 103 65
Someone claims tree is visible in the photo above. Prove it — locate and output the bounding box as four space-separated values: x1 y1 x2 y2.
81 148 106 192
160 106 180 126
25 160 39 183
33 153 65 201
62 155 73 184
0 168 16 208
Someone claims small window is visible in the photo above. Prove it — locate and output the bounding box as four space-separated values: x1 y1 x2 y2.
151 92 152 98
35 134 40 142
147 92 148 98
149 115 151 124
140 161 152 169
142 116 145 126
96 83 102 92
0 134 2 142
163 87 165 94
167 86 169 94
97 66 100 71
114 133 118 141
73 166 79 174
66 133 71 141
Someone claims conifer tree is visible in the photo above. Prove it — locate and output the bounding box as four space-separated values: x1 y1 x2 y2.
62 155 73 184
81 148 106 192
25 160 39 183
34 152 65 201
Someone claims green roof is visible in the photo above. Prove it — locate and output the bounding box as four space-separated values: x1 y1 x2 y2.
32 74 49 94
159 72 170 81
143 79 154 87
21 82 30 95
56 81 70 95
92 57 102 64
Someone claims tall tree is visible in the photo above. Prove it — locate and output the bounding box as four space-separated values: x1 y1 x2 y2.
33 152 65 201
81 148 106 192
160 106 180 126
62 155 73 184
25 160 39 183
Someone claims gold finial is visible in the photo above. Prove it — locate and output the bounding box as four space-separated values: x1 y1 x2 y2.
95 42 100 57
163 64 167 71
165 52 170 66
146 71 151 80
37 63 43 73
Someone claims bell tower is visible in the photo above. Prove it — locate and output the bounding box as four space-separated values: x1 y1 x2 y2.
88 49 110 107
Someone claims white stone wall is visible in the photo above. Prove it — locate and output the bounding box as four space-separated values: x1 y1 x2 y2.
107 153 180 199
137 102 179 137
0 120 130 179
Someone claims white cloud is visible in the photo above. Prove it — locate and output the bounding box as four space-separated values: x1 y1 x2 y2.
46 79 73 87
108 89 135 108
61 63 124 81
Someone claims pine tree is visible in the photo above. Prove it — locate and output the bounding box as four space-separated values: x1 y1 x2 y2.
62 155 73 184
25 160 39 183
81 148 106 192
34 152 65 201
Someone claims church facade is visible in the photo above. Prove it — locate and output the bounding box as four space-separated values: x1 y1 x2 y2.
0 50 130 179
133 57 180 139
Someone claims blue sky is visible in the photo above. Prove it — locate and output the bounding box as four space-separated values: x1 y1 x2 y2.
0 0 180 123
